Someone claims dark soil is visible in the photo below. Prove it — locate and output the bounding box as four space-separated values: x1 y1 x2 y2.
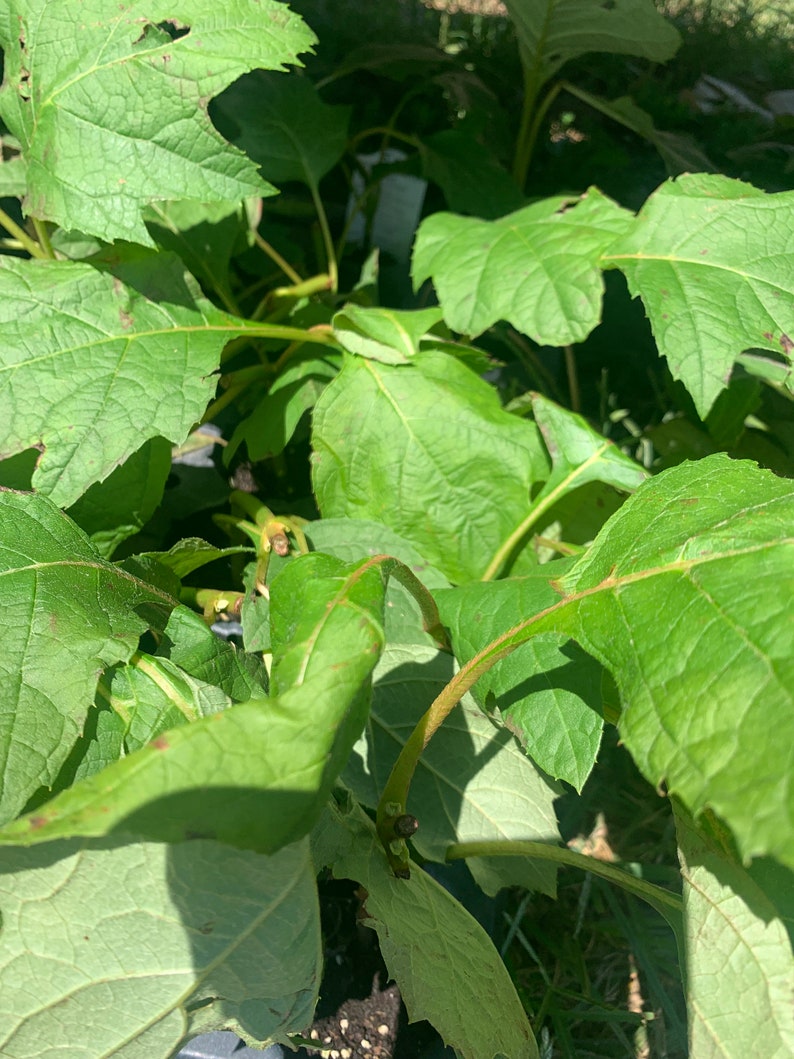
298 879 456 1059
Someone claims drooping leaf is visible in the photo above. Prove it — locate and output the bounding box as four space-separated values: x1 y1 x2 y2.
675 806 794 1058
436 563 604 791
602 174 794 416
0 490 177 825
0 255 246 507
65 438 172 558
465 455 794 870
343 645 562 896
333 304 445 364
312 350 550 583
314 800 539 1059
213 70 350 191
0 1 316 244
0 556 389 851
412 188 633 343
0 837 320 1057
502 0 679 85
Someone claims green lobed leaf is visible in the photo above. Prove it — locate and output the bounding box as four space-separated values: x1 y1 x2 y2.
502 0 679 84
500 455 794 870
436 563 604 791
333 304 445 364
602 174 794 416
212 70 350 190
0 490 176 825
311 350 550 583
0 556 389 851
343 644 562 896
675 806 794 1058
412 188 633 343
0 1 316 244
314 800 539 1059
0 255 244 507
0 837 320 1057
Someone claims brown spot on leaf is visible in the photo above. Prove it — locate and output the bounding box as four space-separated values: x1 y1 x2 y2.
152 737 169 750
763 332 774 341
29 816 49 830
780 333 793 354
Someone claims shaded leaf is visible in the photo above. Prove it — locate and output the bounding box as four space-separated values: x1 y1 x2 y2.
675 806 794 1058
602 174 794 416
0 490 177 825
418 129 525 219
344 644 561 895
157 605 267 702
241 518 451 653
563 86 717 174
213 71 350 191
412 188 633 343
98 653 233 754
502 0 679 84
315 799 539 1059
0 1 315 244
65 438 172 558
145 198 256 309
0 837 320 1057
137 538 253 580
312 351 550 583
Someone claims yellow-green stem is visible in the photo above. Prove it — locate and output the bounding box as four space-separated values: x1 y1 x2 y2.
481 444 610 581
253 230 303 285
309 180 338 293
0 206 48 258
31 217 55 258
446 840 682 921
